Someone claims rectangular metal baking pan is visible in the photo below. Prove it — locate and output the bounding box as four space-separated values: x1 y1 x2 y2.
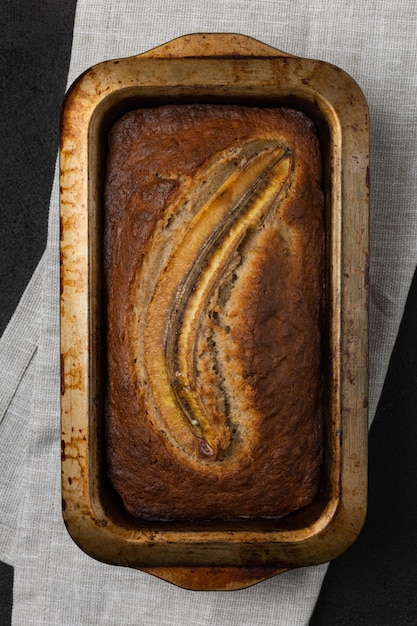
60 33 369 591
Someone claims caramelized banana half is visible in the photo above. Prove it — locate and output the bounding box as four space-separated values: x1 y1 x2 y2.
143 140 294 464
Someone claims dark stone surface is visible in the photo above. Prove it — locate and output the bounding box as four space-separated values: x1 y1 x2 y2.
0 0 76 336
0 561 13 626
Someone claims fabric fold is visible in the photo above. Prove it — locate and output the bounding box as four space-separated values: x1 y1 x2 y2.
0 255 44 424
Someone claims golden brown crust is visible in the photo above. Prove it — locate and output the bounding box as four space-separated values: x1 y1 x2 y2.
104 104 324 521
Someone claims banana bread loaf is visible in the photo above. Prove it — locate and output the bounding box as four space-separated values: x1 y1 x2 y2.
104 104 324 521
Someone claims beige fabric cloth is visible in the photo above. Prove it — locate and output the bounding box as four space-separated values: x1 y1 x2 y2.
1 1 416 624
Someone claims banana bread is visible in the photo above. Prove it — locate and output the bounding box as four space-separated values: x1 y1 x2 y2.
104 104 324 521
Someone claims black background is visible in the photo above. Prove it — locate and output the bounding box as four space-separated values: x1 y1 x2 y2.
2 2 417 624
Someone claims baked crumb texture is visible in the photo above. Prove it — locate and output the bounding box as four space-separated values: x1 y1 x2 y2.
104 104 324 521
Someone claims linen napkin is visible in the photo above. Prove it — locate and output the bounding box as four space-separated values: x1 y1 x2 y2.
1 1 417 624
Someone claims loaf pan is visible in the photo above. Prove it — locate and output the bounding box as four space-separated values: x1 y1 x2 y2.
60 33 369 591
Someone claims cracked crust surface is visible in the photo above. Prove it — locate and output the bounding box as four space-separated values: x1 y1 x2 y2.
104 104 324 521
